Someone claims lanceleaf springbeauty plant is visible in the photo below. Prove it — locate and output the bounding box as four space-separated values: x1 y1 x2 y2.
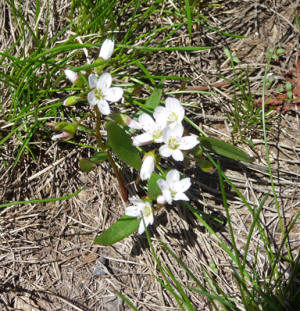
51 39 253 246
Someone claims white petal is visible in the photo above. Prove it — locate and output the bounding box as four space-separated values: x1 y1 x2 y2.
175 177 191 193
157 195 166 205
99 39 114 60
171 124 184 138
132 133 153 146
159 144 172 158
98 72 112 89
166 169 180 184
157 179 167 191
97 100 110 115
162 189 172 204
87 91 97 106
174 192 190 201
153 106 165 120
64 69 78 83
138 221 146 234
172 149 184 161
140 155 155 180
105 87 123 102
138 113 156 133
127 118 142 130
166 97 185 122
125 205 142 217
179 135 199 150
88 73 98 89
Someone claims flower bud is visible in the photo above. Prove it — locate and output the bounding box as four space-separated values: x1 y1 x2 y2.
63 95 82 107
98 39 114 60
140 151 156 181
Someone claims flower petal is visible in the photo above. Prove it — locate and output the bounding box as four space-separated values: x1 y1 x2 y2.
175 177 191 193
171 124 184 138
97 100 110 115
132 133 153 146
138 221 146 234
166 97 185 122
64 69 78 84
174 192 190 201
125 205 142 217
105 87 123 102
98 72 112 89
172 149 184 161
88 73 98 89
87 91 97 106
166 169 180 184
159 144 173 158
179 135 199 150
138 113 156 133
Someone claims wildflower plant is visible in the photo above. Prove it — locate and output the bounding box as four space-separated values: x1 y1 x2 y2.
51 39 254 246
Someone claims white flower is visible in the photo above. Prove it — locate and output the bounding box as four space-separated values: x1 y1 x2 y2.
87 73 123 115
140 152 155 180
125 197 154 234
154 97 185 128
159 124 199 161
64 69 78 84
132 112 167 146
157 169 191 204
99 39 114 60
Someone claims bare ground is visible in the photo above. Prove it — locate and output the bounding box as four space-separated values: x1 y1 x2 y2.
0 0 300 310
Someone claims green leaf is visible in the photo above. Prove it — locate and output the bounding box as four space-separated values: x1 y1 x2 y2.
91 151 107 164
94 215 140 245
79 158 95 172
144 81 164 110
199 137 253 162
147 173 162 200
106 121 142 169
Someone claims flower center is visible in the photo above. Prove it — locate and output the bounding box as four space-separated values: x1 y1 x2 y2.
168 112 178 124
152 128 162 140
168 137 180 150
142 204 152 218
94 88 105 101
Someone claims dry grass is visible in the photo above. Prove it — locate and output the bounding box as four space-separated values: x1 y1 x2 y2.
1 0 300 310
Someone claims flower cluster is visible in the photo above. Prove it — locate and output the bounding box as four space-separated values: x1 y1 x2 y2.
60 39 199 238
124 97 199 234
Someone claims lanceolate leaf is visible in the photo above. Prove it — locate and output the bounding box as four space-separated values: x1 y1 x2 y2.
199 137 253 162
144 81 164 110
94 215 140 245
106 121 142 169
147 173 162 200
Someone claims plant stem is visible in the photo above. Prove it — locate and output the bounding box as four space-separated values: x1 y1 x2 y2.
94 107 128 201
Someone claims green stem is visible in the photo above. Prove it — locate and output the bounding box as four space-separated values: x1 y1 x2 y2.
94 107 128 201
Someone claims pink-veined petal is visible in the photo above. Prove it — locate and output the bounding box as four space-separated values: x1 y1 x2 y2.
97 100 110 115
166 169 180 184
105 87 123 102
157 179 167 191
87 91 97 106
159 144 173 158
98 72 112 90
88 74 98 89
179 135 199 150
172 149 184 161
132 133 153 146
